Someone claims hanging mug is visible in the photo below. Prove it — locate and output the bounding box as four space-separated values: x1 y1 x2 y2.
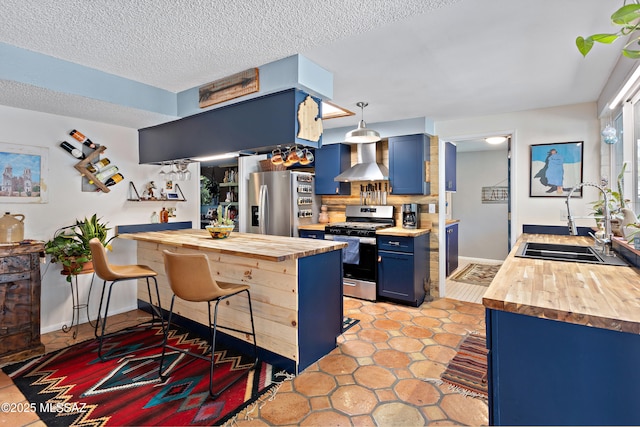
271 147 284 165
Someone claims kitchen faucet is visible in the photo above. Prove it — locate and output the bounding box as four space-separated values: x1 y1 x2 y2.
566 182 612 255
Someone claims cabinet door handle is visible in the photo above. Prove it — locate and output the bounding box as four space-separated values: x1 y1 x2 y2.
388 241 400 246
378 255 382 262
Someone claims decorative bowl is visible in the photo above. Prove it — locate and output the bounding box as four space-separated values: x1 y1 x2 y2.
206 224 234 239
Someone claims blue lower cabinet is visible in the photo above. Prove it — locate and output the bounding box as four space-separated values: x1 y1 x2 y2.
299 229 325 240
487 309 640 425
377 234 429 306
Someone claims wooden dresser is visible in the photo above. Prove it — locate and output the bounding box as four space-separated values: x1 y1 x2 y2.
0 242 45 365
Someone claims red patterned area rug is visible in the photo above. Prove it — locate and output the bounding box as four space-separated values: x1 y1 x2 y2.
2 324 288 426
440 334 488 399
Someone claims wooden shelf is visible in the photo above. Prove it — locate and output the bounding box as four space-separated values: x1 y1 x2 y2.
219 182 238 187
73 146 110 192
127 181 186 202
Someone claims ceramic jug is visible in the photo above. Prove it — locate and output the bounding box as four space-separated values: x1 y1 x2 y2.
0 212 25 243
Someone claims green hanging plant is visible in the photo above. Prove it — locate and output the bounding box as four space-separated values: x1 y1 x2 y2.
577 3 640 58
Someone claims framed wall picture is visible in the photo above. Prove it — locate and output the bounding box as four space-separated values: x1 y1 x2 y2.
0 142 49 203
530 141 583 198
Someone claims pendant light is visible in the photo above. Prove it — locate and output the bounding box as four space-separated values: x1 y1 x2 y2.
345 102 381 143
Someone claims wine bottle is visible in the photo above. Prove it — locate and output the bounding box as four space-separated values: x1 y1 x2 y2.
86 158 111 173
69 129 100 149
104 173 124 187
89 165 118 184
59 141 85 159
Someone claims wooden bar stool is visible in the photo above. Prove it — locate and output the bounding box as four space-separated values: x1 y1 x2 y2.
159 250 258 399
89 238 165 361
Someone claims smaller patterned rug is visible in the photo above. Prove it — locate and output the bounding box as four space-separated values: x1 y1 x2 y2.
449 263 501 287
440 334 488 399
342 317 360 333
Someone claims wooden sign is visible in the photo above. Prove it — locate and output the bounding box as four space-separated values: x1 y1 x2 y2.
296 95 323 142
198 68 259 108
482 186 509 203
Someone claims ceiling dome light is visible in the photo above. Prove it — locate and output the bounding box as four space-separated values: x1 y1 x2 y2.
345 102 381 143
485 136 507 145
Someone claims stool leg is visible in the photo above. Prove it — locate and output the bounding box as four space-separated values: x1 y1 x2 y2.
245 289 259 367
159 295 177 379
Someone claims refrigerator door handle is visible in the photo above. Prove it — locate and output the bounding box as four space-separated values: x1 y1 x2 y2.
259 184 268 235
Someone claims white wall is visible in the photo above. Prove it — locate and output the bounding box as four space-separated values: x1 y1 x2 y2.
0 104 200 333
452 149 509 260
436 102 601 244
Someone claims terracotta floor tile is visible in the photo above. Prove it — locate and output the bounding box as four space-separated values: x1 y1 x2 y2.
433 332 464 348
385 310 412 321
374 388 397 402
335 374 356 386
440 393 489 426
351 414 376 426
372 402 426 426
430 299 457 309
388 336 424 352
357 328 389 343
371 349 411 368
442 322 479 335
372 318 402 330
309 396 331 411
293 371 336 396
422 345 457 364
330 384 378 416
353 365 396 389
394 378 442 406
412 315 443 328
450 312 485 326
317 354 358 375
402 324 434 339
259 391 311 425
300 410 352 426
423 404 448 421
420 308 451 318
408 359 447 379
339 340 376 358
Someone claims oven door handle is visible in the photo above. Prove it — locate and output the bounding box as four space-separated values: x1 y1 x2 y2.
343 279 358 287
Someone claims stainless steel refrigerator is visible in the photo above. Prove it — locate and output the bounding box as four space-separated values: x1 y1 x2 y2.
248 171 320 237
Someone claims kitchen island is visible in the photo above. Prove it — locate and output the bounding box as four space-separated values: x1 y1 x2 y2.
483 233 640 425
118 229 347 373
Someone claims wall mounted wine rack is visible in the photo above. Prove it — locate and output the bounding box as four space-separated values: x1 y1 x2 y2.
74 146 110 193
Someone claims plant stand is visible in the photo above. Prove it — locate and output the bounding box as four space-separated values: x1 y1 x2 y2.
62 270 97 339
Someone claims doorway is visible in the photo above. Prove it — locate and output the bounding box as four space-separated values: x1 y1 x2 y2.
443 135 512 303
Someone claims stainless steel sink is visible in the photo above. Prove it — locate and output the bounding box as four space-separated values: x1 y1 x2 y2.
515 242 628 266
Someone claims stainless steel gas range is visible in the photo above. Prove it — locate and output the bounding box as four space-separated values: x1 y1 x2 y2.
324 205 394 301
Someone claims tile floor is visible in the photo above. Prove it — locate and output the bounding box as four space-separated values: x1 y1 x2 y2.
1 297 488 426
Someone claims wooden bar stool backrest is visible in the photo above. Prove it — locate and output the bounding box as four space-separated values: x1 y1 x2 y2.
162 250 248 302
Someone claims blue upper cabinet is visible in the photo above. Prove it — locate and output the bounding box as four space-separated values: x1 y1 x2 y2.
445 141 457 192
138 88 323 164
389 134 430 195
315 143 351 195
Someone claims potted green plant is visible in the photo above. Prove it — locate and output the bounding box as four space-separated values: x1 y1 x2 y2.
44 214 115 282
589 163 634 235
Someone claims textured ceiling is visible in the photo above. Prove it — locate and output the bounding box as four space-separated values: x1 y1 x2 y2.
0 0 626 133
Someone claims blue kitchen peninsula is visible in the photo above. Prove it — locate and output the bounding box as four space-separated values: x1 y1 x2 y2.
483 233 640 426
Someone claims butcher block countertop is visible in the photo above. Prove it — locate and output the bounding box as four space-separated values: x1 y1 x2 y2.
375 227 431 237
298 223 431 237
483 233 640 334
118 229 347 262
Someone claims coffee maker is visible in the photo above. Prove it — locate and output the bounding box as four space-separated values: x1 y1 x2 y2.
402 204 419 229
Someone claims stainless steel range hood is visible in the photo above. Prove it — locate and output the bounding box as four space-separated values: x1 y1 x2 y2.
334 142 389 182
